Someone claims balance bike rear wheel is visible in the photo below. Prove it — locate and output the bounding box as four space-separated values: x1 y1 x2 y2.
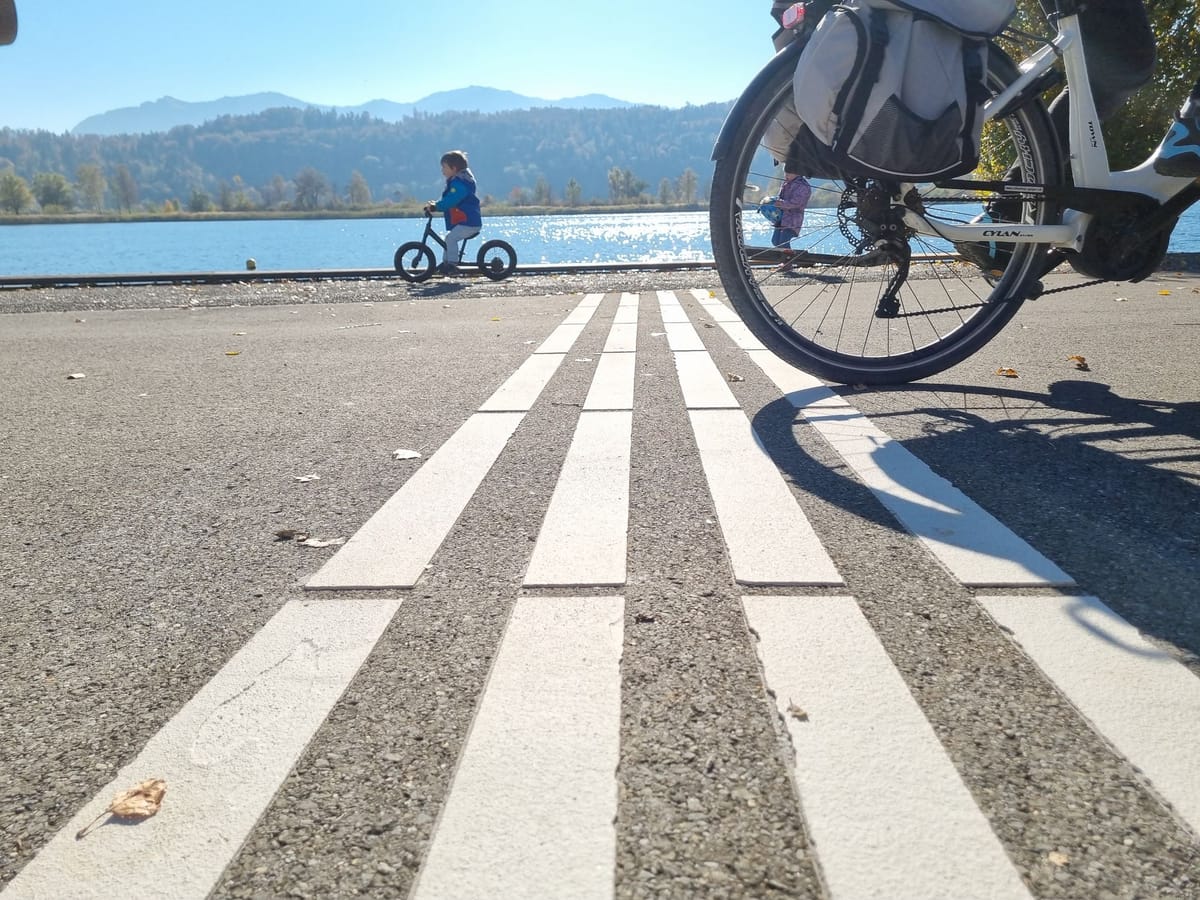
477 240 517 281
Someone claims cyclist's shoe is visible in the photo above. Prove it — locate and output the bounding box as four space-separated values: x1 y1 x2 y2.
1153 115 1200 178
437 262 462 277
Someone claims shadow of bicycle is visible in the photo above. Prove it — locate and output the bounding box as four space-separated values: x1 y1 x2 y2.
750 378 1200 662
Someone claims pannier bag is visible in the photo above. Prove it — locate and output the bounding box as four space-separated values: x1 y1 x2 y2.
789 0 1016 181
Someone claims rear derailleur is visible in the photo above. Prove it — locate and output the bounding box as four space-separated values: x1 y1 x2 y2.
838 180 912 317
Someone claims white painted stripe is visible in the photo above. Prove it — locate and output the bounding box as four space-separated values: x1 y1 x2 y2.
664 321 704 351
603 323 638 353
524 411 632 587
690 289 741 322
801 405 1073 587
743 596 1033 900
710 319 762 352
538 293 602 353
981 594 1200 834
479 353 566 412
613 292 639 324
4 597 402 900
745 350 851 409
656 291 691 324
689 410 841 585
308 413 524 589
412 596 623 900
673 351 739 409
710 320 1073 587
537 322 591 354
584 353 637 411
562 293 604 324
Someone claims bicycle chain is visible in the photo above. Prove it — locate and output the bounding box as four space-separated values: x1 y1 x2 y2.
888 276 1105 318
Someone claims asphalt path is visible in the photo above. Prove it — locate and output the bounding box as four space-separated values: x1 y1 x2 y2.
1 266 1198 899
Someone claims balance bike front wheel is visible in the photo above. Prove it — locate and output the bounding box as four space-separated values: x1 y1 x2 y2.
394 242 436 282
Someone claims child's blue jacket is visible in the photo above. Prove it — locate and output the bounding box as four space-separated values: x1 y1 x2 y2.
434 168 482 229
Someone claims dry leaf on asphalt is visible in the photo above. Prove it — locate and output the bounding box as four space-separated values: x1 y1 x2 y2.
76 779 167 840
66 373 86 380
392 448 422 460
786 700 809 721
1067 355 1090 371
1047 851 1070 866
995 367 1019 378
726 373 745 383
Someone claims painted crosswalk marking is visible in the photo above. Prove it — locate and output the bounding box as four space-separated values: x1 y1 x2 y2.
479 353 567 412
525 296 637 587
523 411 633 587
744 596 1034 900
982 594 1200 834
306 411 525 590
688 410 843 585
663 293 842 586
2 598 402 900
11 289 1196 900
691 291 1075 587
411 596 623 900
309 293 603 591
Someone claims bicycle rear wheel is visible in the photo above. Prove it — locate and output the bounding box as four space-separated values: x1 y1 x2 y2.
710 45 1063 385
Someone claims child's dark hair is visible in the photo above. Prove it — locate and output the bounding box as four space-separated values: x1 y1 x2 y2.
441 150 469 171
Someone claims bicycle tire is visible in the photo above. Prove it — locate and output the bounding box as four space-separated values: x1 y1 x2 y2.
710 44 1063 385
394 242 436 283
477 239 517 281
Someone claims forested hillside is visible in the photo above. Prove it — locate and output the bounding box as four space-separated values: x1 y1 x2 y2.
0 102 730 214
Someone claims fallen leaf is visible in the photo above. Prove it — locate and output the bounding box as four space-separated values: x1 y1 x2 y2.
726 372 745 383
233 331 247 336
66 373 86 380
1047 851 1069 867
786 700 809 722
1067 355 1090 371
392 448 422 460
225 350 241 357
491 317 501 321
76 779 166 839
292 474 321 483
109 779 167 818
995 367 1019 378
1158 290 1171 296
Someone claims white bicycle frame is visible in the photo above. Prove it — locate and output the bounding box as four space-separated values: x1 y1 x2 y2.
901 9 1198 252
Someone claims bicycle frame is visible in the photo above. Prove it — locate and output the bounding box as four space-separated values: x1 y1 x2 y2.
901 3 1199 254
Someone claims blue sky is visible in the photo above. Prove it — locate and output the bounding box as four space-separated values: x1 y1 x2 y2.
0 1 772 133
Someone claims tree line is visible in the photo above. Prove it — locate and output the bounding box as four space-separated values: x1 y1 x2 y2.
0 103 727 216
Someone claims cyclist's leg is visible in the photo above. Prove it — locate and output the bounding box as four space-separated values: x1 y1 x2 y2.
444 225 481 267
1037 0 1155 147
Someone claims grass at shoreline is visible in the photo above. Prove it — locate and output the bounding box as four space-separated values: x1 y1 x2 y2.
0 203 708 227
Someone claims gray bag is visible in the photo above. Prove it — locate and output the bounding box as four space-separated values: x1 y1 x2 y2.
790 0 1016 181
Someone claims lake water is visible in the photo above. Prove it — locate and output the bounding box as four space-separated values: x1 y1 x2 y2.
1 208 1198 277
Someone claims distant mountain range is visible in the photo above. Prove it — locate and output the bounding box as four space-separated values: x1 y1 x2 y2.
70 87 637 136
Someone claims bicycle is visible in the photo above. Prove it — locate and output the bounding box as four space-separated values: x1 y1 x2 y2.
710 0 1200 384
393 211 517 283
